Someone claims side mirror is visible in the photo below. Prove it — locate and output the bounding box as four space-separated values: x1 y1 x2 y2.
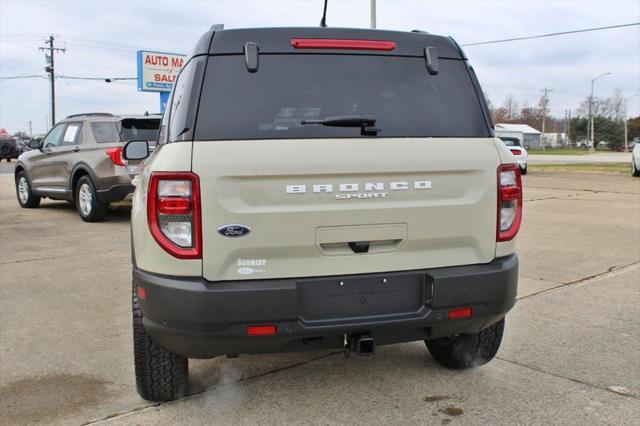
28 139 41 149
122 140 149 160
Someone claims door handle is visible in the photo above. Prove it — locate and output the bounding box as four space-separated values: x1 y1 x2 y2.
73 146 80 152
42 148 53 154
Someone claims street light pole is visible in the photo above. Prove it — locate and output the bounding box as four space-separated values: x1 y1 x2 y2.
589 72 611 152
370 0 376 29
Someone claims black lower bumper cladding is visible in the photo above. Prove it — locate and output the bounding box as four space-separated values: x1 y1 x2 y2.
135 255 518 358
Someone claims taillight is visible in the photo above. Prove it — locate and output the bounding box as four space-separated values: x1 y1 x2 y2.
497 164 523 242
510 149 522 156
106 147 125 166
290 38 396 51
147 172 201 259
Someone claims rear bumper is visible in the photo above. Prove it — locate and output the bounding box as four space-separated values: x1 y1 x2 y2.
135 254 518 358
96 183 134 203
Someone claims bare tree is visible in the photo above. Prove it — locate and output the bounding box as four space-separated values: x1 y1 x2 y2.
577 94 620 119
609 89 625 121
503 94 519 119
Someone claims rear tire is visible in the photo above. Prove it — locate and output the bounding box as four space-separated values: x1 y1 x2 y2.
132 283 188 402
632 160 640 177
15 171 41 208
426 318 504 369
521 165 527 175
75 176 107 222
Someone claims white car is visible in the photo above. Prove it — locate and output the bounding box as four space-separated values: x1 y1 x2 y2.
632 143 640 177
499 137 528 175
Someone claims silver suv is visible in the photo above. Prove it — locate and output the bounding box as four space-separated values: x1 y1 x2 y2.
14 113 160 221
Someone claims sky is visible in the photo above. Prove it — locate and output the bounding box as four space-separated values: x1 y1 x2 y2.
1 0 639 135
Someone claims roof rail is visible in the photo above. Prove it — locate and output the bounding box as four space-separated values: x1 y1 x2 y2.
65 112 114 119
411 30 429 34
210 23 224 31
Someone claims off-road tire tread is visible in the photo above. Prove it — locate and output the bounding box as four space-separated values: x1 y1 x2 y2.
76 176 107 222
426 318 504 369
132 283 188 402
15 171 41 208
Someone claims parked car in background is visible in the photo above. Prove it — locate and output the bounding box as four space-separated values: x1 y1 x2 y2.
499 136 528 174
0 138 22 161
632 143 640 177
14 112 161 221
575 140 590 149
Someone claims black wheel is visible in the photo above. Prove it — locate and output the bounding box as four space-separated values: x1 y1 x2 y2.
75 176 107 222
632 160 640 177
132 283 188 402
521 165 527 175
426 318 505 369
0 144 11 157
15 171 41 208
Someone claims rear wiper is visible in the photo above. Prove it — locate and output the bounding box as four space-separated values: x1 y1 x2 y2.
301 115 379 136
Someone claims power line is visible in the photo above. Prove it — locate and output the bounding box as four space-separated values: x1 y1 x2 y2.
62 40 136 52
58 76 136 81
0 74 136 81
461 22 640 46
0 75 46 80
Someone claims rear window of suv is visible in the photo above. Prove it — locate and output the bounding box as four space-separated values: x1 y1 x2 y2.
119 118 160 142
195 54 490 140
91 119 160 143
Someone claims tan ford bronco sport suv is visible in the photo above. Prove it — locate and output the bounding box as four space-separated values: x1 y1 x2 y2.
124 26 522 402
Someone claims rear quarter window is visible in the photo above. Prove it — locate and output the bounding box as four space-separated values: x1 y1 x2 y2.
91 122 119 143
195 54 490 140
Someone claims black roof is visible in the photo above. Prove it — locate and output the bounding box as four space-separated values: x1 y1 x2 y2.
191 27 465 60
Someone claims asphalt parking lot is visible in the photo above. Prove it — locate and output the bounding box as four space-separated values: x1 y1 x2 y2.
1 167 639 425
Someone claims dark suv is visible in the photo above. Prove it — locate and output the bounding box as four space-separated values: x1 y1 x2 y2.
0 138 22 161
14 113 160 221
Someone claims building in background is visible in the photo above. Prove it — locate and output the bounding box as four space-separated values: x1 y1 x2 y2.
495 123 541 149
540 132 568 147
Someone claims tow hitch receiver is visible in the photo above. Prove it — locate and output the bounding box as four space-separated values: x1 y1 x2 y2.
344 335 375 357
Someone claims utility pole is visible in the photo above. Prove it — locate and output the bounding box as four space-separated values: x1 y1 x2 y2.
370 0 376 29
563 110 567 146
39 35 65 128
566 110 571 146
540 87 552 151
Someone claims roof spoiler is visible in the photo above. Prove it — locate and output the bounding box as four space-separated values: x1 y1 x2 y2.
65 113 113 119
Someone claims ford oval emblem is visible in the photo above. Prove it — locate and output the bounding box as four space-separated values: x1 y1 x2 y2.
218 224 251 238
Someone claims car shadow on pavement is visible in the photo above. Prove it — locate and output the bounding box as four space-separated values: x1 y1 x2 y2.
37 201 132 222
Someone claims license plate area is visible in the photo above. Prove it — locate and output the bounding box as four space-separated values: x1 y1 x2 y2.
297 272 426 325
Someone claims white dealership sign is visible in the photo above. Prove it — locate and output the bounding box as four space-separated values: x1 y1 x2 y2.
136 50 187 93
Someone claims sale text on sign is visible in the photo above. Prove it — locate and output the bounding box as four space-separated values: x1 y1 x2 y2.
137 50 187 93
